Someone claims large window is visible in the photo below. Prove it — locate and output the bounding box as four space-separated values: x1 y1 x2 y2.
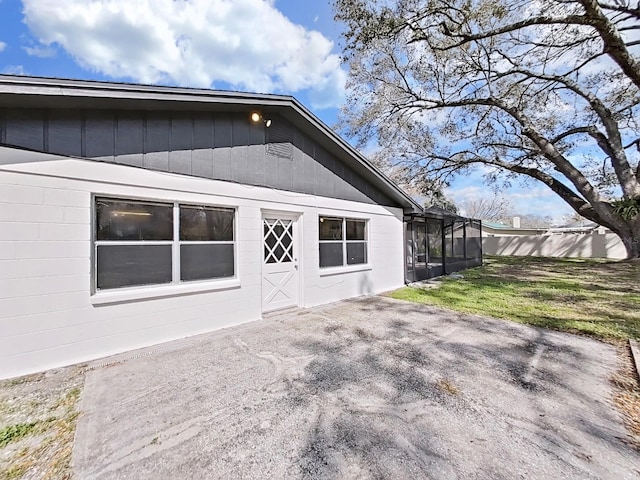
95 198 235 290
319 216 367 268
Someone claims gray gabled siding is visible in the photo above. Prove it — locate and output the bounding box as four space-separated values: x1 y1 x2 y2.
0 107 395 206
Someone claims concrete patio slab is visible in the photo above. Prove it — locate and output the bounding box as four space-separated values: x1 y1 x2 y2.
73 296 639 479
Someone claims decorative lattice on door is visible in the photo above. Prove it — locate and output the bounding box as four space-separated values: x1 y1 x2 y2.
263 218 293 264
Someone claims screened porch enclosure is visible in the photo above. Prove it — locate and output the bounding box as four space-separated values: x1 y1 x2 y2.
405 209 482 282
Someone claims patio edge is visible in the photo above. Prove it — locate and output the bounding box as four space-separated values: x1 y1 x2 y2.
629 339 640 382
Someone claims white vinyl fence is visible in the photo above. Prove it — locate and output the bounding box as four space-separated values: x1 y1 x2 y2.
483 232 626 260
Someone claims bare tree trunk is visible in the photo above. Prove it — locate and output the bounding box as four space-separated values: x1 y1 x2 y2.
615 222 640 259
620 236 640 259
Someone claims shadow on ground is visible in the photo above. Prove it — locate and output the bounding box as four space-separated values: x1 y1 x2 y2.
73 297 640 480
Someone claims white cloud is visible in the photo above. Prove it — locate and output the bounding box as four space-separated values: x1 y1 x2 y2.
21 0 345 109
0 41 6 52
2 65 26 75
23 44 56 58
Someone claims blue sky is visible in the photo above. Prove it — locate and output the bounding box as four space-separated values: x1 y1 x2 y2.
0 0 573 222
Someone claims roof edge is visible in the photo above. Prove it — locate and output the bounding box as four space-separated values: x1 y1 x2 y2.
0 74 423 212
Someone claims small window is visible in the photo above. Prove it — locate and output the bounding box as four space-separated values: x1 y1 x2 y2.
346 219 367 265
94 198 236 291
319 216 368 268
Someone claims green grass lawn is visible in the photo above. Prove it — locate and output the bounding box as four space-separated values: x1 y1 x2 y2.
391 256 640 342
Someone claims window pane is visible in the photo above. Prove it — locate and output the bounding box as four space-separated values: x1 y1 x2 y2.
346 220 366 240
427 219 443 264
180 244 235 281
180 206 234 241
466 220 482 260
347 242 367 265
265 224 277 249
319 217 343 240
319 242 343 267
453 221 465 259
444 223 455 264
96 199 172 241
97 245 172 289
416 224 427 255
270 245 285 263
406 222 414 273
415 223 427 266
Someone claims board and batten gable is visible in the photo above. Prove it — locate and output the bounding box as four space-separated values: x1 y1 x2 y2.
0 80 416 380
0 107 395 207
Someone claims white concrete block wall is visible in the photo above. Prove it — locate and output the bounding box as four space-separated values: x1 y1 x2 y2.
483 233 626 259
0 156 406 378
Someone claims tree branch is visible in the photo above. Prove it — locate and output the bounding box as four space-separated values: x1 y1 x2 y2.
436 15 594 49
491 68 640 195
551 126 615 158
577 1 640 89
598 1 640 20
465 155 617 227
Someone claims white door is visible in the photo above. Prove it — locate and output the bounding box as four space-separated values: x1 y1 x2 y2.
262 214 299 312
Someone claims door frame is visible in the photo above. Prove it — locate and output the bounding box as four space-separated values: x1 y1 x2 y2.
260 209 303 313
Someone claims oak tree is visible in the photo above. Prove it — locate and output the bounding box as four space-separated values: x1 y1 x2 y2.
334 0 640 258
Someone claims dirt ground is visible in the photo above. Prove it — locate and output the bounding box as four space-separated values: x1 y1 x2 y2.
0 365 84 479
612 344 640 449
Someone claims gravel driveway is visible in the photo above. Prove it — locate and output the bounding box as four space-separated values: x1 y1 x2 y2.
72 296 639 479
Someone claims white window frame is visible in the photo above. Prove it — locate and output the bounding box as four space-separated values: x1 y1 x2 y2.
91 195 239 304
318 216 369 271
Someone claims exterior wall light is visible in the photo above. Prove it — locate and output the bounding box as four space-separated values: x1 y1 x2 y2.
250 111 272 127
